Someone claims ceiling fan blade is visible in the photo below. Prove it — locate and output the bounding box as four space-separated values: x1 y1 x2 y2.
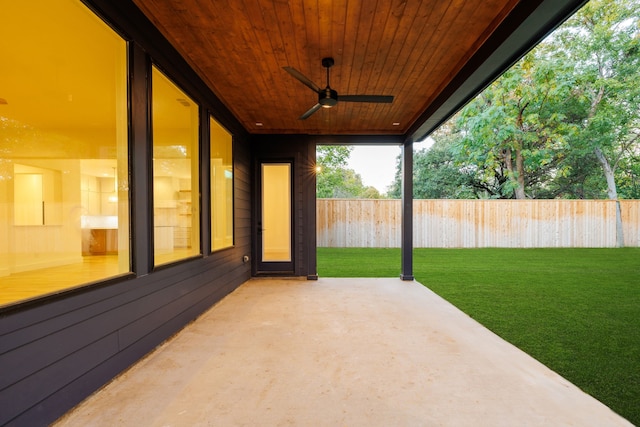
339 95 394 103
299 103 322 120
283 66 321 93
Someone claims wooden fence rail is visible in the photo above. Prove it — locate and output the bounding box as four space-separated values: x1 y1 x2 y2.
317 199 640 248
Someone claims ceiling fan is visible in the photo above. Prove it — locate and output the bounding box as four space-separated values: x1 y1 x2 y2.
283 57 394 120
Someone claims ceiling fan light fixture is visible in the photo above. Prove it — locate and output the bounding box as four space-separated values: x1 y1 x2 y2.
318 88 338 108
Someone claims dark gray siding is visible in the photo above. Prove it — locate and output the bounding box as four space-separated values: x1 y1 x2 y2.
0 239 251 426
0 1 252 425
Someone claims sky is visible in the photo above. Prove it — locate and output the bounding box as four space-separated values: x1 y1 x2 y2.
346 145 400 194
346 139 433 194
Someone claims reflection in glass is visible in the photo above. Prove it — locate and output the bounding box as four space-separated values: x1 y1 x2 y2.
152 67 200 266
210 117 233 251
261 164 291 262
0 0 129 306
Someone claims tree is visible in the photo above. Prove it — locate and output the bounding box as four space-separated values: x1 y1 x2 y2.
422 0 640 200
316 145 351 198
388 122 478 198
316 145 382 198
615 137 640 198
554 0 640 201
391 0 640 202
454 48 580 199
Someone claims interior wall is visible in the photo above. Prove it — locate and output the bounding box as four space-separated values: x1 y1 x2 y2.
8 160 84 274
0 179 9 278
0 0 252 425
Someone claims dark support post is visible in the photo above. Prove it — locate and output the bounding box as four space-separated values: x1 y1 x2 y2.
307 142 318 280
199 108 211 256
400 140 414 281
130 43 153 276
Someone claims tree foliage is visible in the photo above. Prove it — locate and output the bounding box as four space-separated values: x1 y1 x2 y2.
392 0 640 200
557 0 640 199
455 51 580 199
316 145 383 198
388 124 477 199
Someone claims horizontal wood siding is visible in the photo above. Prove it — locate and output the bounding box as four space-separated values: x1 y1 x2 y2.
0 1 254 424
317 199 640 248
0 259 250 426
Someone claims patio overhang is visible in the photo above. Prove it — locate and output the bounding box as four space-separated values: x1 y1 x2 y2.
124 0 589 139
117 0 589 281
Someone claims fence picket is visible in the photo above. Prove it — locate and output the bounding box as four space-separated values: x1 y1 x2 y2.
317 199 640 248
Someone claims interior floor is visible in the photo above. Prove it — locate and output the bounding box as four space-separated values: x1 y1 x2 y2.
0 248 196 307
0 255 120 306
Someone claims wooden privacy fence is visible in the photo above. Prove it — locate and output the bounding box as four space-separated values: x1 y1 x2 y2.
317 199 640 248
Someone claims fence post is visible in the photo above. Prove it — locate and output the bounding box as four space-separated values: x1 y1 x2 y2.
616 200 625 248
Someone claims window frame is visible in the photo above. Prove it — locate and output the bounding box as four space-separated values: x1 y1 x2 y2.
209 114 235 253
149 64 203 268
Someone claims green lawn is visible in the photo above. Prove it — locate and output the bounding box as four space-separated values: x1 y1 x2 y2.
317 247 640 425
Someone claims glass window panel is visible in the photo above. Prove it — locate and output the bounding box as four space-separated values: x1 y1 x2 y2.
152 67 200 266
261 164 291 262
0 0 129 306
210 117 233 251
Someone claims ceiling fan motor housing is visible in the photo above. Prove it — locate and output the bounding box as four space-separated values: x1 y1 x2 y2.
319 88 338 108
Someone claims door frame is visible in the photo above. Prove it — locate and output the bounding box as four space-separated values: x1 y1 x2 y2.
254 159 295 275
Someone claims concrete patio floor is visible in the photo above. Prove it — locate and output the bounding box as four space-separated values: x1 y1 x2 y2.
55 278 632 426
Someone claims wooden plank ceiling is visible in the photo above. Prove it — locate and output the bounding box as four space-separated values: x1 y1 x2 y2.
132 0 519 135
